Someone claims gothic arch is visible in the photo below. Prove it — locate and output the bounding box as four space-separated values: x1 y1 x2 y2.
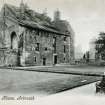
11 32 18 49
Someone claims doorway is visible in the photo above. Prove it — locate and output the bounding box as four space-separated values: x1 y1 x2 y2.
11 32 21 66
43 58 46 66
54 55 57 65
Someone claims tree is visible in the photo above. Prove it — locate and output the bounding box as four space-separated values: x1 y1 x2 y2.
83 54 86 59
86 51 90 63
95 32 105 60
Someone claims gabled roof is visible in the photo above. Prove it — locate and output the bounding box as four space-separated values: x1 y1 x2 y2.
0 4 69 36
3 4 51 25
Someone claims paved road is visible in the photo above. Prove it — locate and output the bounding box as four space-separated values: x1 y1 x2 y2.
59 82 97 95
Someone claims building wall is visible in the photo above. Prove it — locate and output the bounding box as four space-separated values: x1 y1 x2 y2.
24 28 53 66
53 20 75 63
56 35 70 64
23 28 70 66
0 13 72 66
0 17 20 66
0 50 5 66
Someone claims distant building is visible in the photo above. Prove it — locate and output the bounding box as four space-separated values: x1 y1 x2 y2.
75 45 83 60
0 3 75 66
89 38 96 62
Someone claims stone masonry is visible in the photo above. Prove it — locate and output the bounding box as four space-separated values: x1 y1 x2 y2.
0 3 75 66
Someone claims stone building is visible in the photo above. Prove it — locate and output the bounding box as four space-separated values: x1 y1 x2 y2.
89 38 96 61
0 2 75 66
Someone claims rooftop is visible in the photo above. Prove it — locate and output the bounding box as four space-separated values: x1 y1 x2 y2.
0 3 70 36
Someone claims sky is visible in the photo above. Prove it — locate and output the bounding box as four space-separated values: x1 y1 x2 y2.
0 0 105 52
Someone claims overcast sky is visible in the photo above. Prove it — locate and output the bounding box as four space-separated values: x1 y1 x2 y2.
0 0 105 52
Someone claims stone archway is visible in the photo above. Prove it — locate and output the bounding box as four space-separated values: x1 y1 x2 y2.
10 32 21 66
11 32 18 49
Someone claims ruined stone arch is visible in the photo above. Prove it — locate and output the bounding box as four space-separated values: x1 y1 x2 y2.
10 32 18 49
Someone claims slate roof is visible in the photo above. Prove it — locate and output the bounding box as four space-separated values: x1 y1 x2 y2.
1 4 69 36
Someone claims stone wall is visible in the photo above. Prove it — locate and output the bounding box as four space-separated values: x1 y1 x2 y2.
6 50 18 66
53 20 75 63
0 14 72 66
0 4 74 66
56 35 70 64
24 28 53 66
23 28 70 66
0 50 5 66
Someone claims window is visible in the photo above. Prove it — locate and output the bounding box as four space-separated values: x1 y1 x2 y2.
45 47 47 51
64 45 66 53
36 43 40 51
53 37 56 44
64 37 67 41
36 30 39 35
53 37 56 53
66 31 70 34
34 57 36 62
34 36 36 40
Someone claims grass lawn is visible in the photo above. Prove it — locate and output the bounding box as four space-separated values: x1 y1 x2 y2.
0 69 101 95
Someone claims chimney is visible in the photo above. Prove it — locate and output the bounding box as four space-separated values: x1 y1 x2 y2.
54 9 61 21
43 8 47 16
20 0 25 19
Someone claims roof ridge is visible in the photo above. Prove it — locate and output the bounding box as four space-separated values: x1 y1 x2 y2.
4 3 19 8
0 4 68 35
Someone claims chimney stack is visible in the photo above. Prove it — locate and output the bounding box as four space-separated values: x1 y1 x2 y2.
20 0 25 19
54 9 61 21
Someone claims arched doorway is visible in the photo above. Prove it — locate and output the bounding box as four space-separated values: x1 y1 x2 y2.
11 32 18 49
10 32 21 66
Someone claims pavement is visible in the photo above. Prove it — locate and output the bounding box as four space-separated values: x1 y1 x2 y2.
36 83 105 105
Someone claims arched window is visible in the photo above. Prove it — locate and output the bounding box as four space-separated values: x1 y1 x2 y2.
11 32 18 49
